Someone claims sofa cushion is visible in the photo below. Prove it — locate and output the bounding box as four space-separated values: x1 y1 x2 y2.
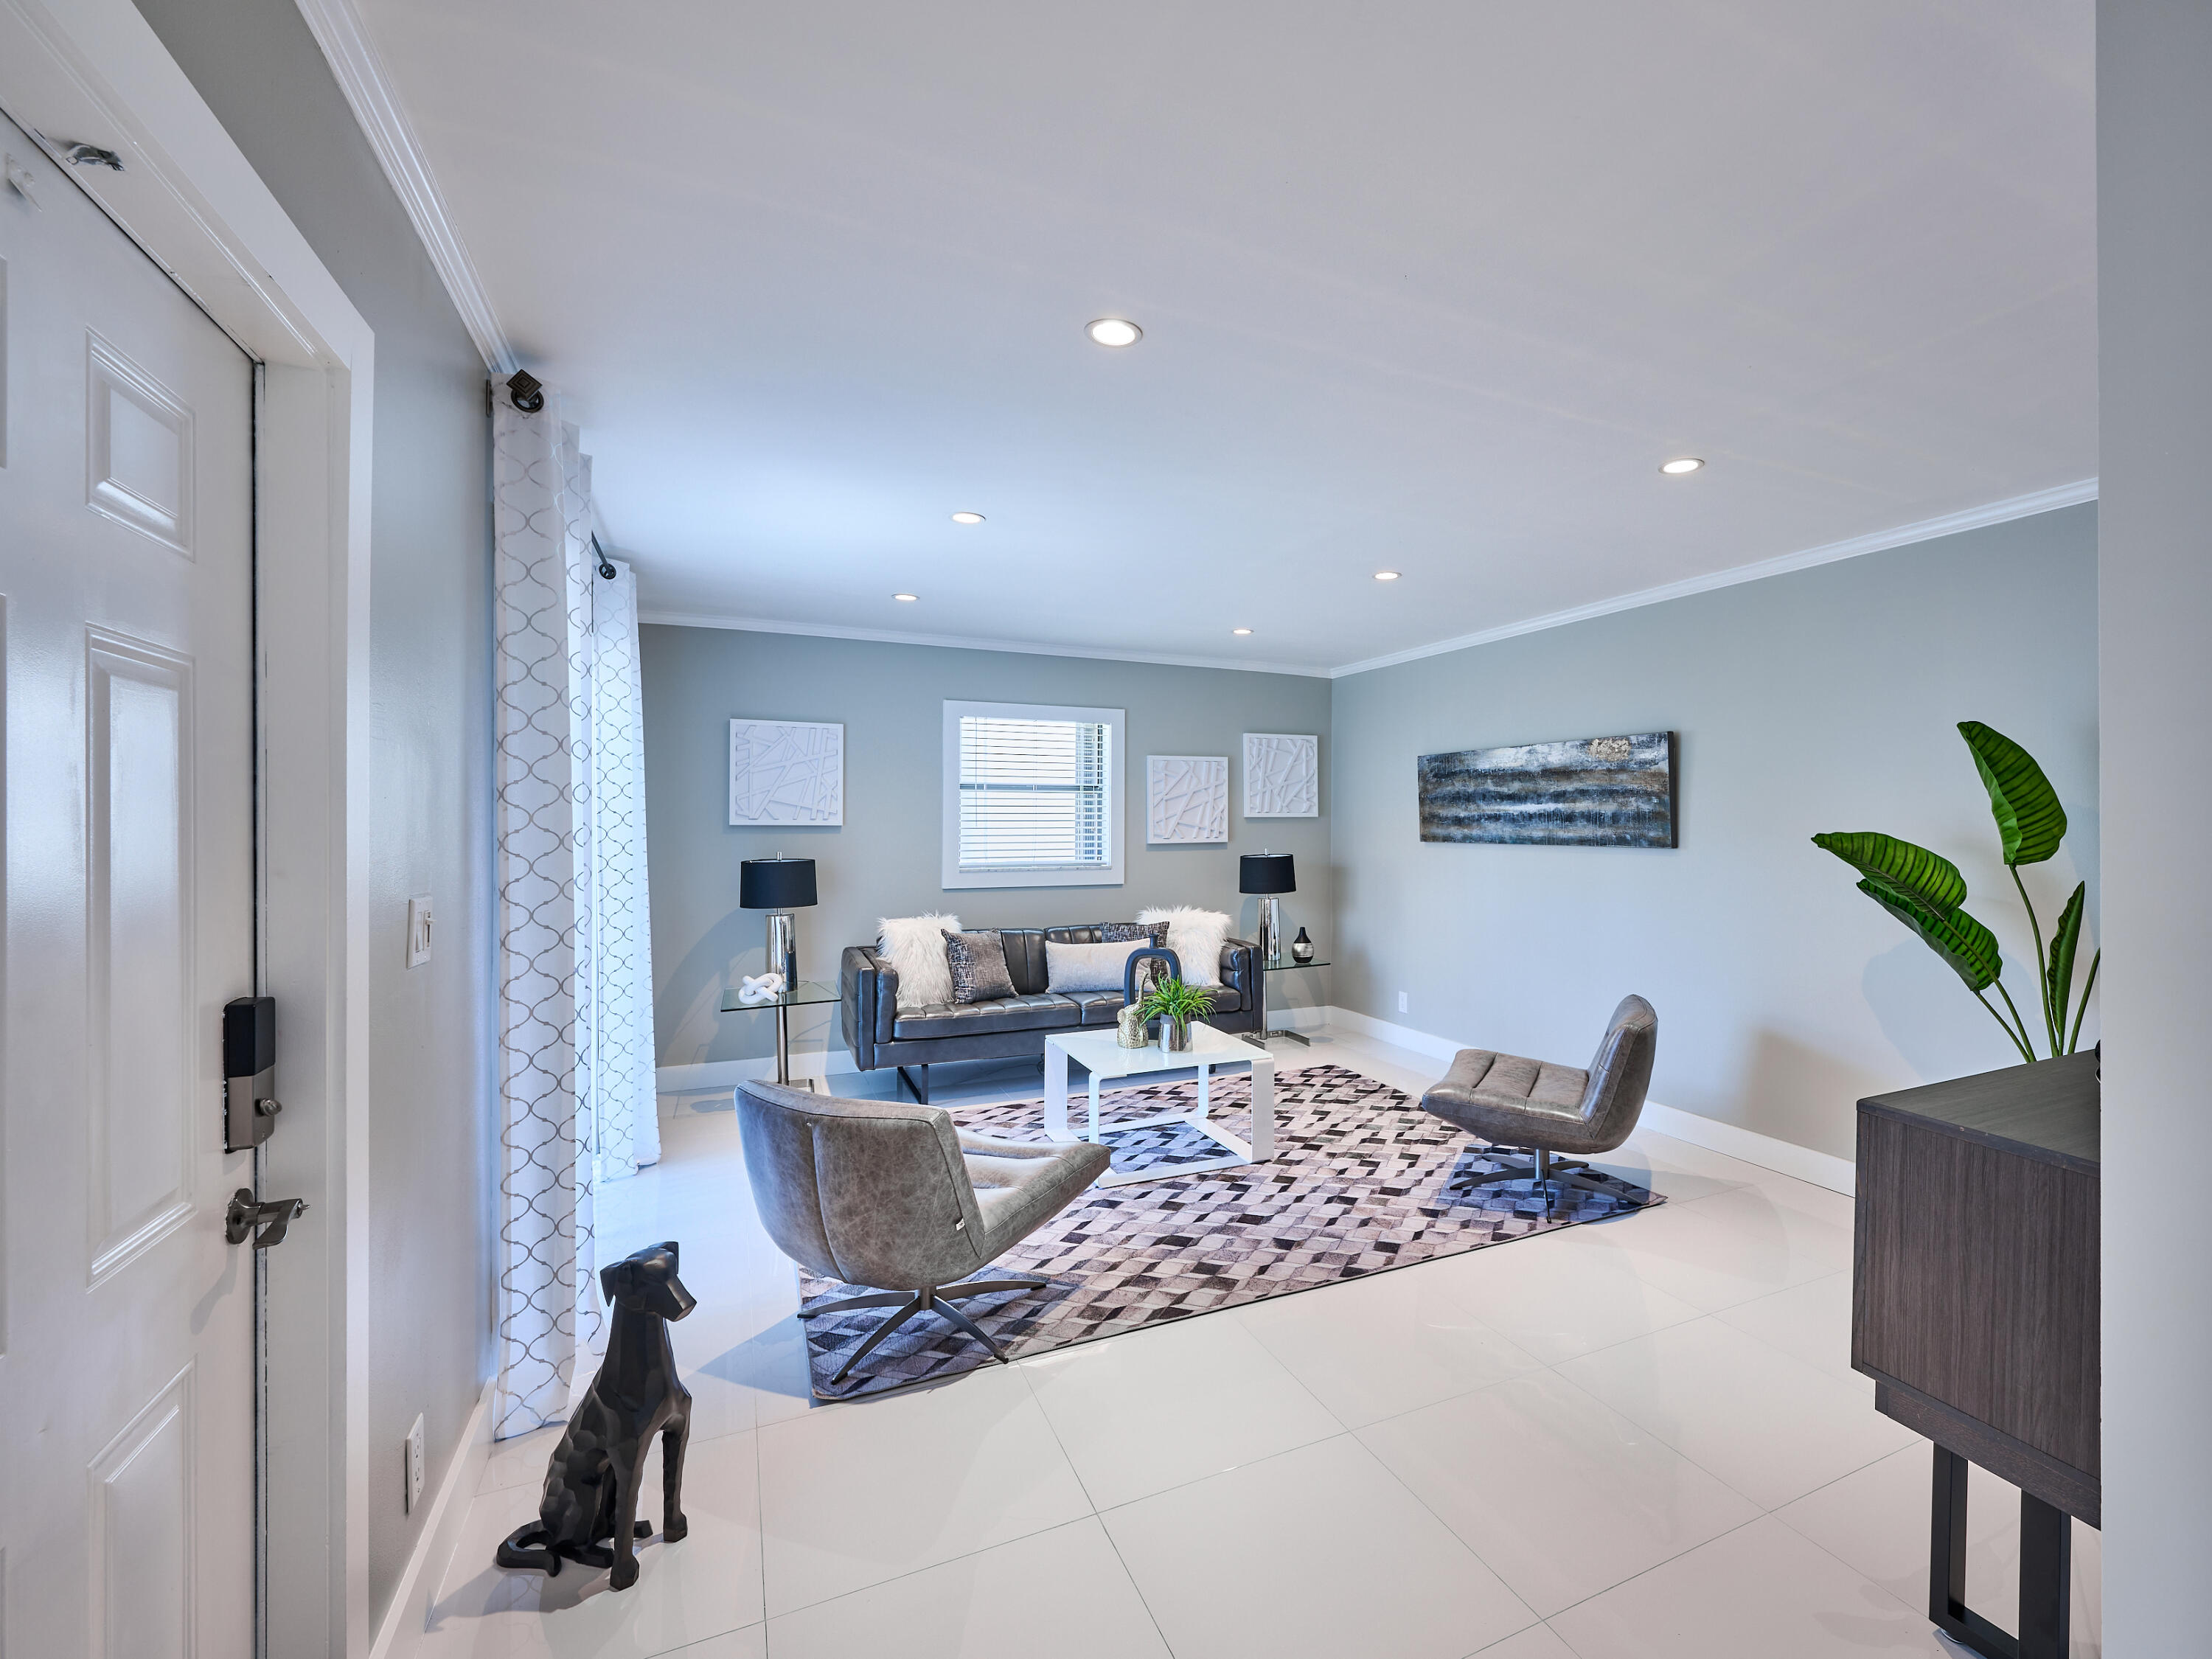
892 991 1082 1040
998 929 1050 995
1063 990 1128 1026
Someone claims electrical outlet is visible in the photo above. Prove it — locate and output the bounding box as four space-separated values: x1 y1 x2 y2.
1397 991 1408 1014
404 1413 425 1512
406 896 433 967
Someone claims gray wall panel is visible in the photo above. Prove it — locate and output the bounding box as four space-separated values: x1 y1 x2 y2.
1328 504 2098 1163
642 627 1334 1073
2096 0 2212 1641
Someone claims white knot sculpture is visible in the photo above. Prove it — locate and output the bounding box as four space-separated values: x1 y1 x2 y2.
735 971 786 1006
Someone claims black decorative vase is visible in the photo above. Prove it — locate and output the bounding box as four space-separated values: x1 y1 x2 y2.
1291 927 1315 963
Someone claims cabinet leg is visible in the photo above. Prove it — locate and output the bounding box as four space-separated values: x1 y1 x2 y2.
1927 1442 2071 1658
1930 1444 1968 1630
2018 1492 2072 1659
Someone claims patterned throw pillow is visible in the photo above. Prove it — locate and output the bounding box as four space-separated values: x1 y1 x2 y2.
942 929 1018 1004
1099 920 1170 947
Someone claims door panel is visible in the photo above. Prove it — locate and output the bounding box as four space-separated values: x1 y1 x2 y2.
0 105 255 1659
88 632 195 1280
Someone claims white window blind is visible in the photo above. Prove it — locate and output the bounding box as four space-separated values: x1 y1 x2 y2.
957 714 1110 869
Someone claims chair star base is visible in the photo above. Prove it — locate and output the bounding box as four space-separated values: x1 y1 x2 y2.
801 1274 1048 1383
1461 1146 1605 1216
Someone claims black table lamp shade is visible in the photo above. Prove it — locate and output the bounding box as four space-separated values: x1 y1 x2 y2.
740 856 817 910
1239 853 1295 895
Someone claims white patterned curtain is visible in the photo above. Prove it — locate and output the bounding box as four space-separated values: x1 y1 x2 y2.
490 386 658 1438
590 557 659 1179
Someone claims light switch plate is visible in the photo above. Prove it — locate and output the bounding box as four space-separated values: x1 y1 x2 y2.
406 896 433 967
405 1413 425 1512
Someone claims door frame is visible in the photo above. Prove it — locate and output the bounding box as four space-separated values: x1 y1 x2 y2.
0 0 376 1652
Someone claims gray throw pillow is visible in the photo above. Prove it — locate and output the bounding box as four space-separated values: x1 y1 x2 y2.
942 929 1017 1004
1100 921 1169 947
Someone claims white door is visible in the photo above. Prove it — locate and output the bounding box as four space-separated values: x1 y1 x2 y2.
0 109 257 1658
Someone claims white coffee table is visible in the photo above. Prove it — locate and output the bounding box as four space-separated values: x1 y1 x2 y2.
1043 1022 1275 1188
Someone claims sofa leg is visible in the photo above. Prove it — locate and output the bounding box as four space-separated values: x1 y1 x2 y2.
897 1063 929 1104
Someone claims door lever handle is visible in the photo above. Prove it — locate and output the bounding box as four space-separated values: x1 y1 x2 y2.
226 1189 307 1249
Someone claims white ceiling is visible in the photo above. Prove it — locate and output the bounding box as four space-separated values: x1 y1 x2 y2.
351 0 2094 673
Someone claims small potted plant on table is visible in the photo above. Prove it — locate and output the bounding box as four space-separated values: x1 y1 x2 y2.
1139 976 1214 1054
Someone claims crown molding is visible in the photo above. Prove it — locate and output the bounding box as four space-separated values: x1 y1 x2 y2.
633 611 1332 679
639 481 2096 684
1324 478 2099 678
291 0 513 372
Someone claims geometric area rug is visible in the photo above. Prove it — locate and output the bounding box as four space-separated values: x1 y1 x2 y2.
797 1063 1661 1400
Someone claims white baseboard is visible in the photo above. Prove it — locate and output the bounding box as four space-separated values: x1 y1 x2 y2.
656 1048 859 1097
1636 1101 1856 1195
1318 1004 1464 1061
1316 1004 1856 1196
369 1379 493 1659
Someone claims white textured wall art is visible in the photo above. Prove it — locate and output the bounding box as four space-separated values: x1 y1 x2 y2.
1243 733 1319 818
728 719 844 826
1147 755 1230 843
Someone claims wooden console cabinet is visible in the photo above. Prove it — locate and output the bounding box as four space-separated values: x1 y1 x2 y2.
1852 1051 2098 1659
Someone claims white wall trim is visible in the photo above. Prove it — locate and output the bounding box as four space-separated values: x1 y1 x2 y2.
290 0 512 372
1318 1005 1856 1194
639 481 2096 684
657 1050 861 1099
636 609 1331 680
655 1004 1853 1192
1326 479 2099 678
1635 1101 1856 1197
367 1382 492 1659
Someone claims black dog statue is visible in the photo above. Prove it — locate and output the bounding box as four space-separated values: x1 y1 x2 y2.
495 1240 695 1590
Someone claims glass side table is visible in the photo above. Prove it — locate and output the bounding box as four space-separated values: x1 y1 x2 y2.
718 978 841 1089
1248 953 1329 1048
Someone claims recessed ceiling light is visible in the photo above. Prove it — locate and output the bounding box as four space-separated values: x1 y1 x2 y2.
1231 627 1253 636
1087 317 1142 347
1660 456 1705 475
950 511 985 524
1374 570 1401 581
893 593 918 602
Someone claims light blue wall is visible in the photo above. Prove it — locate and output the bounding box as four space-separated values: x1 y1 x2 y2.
1327 504 2098 1161
642 627 1335 1071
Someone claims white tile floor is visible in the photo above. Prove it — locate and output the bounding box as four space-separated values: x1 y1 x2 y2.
404 1028 2101 1658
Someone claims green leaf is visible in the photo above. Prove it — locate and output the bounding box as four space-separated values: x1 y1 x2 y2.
1812 832 1968 912
2046 881 2086 1043
1857 879 2005 992
1960 721 2067 866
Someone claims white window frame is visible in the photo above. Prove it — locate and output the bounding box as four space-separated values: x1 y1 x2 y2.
942 700 1126 889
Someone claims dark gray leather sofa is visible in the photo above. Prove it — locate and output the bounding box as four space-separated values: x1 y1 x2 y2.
841 925 1260 1100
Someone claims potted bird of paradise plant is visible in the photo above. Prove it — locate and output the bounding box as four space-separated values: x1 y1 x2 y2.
1138 976 1215 1054
1813 721 2097 1065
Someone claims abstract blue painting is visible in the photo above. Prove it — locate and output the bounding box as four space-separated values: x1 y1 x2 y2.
1417 732 1677 847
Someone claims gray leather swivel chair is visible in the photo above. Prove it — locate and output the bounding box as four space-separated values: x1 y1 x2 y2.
736 1078 1111 1385
1418 995 1658 1216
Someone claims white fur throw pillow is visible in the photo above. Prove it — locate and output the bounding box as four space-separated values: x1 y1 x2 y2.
877 913 960 1010
1135 906 1230 988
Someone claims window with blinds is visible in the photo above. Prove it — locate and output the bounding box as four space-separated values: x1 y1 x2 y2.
942 701 1124 888
958 714 1109 868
